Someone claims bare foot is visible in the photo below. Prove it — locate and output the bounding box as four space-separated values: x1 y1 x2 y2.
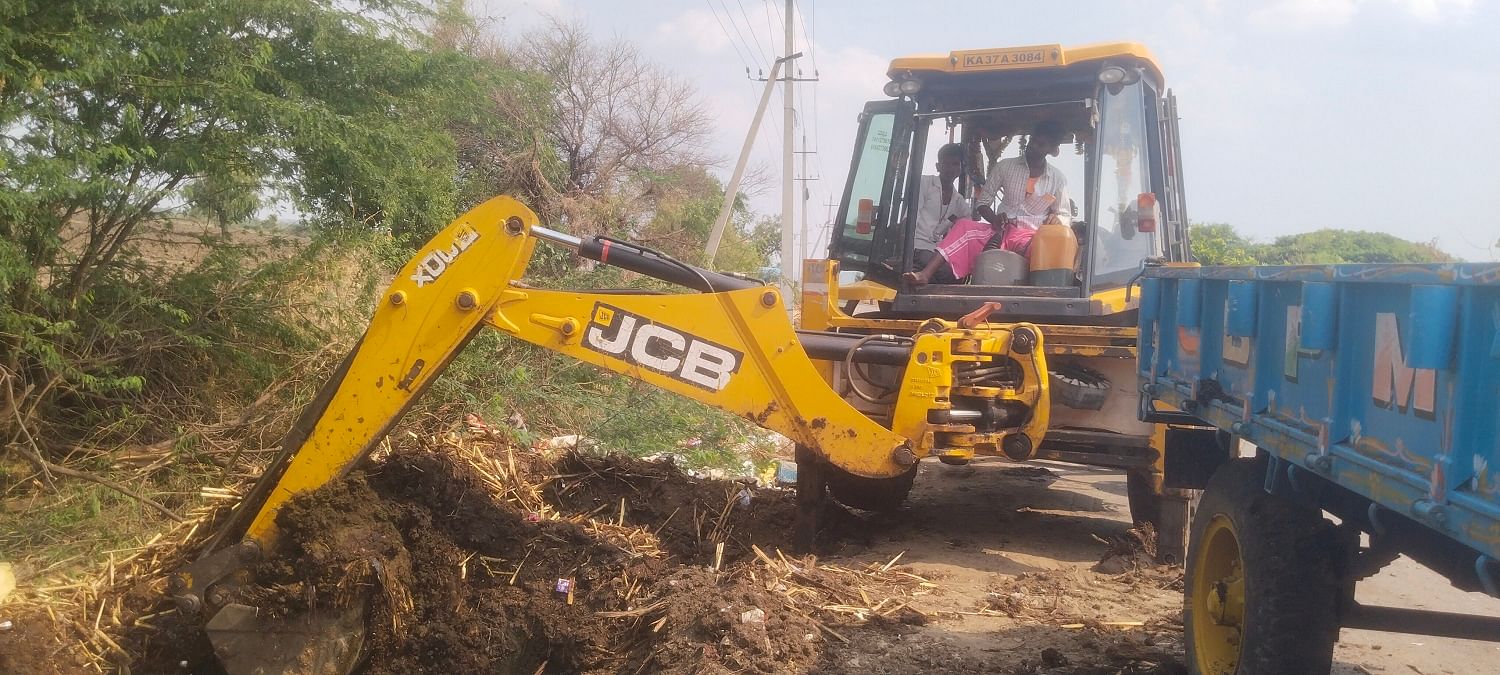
903 271 929 287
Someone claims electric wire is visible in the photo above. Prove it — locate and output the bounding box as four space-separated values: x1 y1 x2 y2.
735 0 773 66
747 1 783 165
793 0 816 73
708 0 778 175
704 0 755 74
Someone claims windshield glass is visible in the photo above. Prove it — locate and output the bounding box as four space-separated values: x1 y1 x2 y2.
907 116 1086 242
1091 80 1160 286
835 112 895 267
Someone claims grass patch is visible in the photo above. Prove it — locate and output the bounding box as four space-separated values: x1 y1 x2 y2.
0 463 212 574
430 335 778 472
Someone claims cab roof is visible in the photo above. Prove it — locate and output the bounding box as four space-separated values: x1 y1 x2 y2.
887 41 1164 86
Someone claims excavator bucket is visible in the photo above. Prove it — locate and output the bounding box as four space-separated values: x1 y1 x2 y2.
205 601 367 675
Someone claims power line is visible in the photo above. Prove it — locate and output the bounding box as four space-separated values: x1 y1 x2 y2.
704 0 754 73
714 0 782 169
761 0 780 62
733 0 772 66
735 0 783 162
730 2 769 65
796 0 825 228
793 0 816 73
807 0 815 55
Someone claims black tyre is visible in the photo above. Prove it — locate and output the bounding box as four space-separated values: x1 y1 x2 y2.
825 463 917 512
1185 458 1342 675
1126 469 1198 565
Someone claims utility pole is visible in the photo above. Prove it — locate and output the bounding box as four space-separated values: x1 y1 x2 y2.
794 133 818 271
741 63 816 272
781 0 795 284
704 54 798 264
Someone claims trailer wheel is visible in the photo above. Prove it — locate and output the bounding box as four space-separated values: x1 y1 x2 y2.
825 463 917 512
1186 458 1341 675
1126 470 1197 565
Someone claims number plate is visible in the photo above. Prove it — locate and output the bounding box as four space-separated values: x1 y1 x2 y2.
957 48 1053 71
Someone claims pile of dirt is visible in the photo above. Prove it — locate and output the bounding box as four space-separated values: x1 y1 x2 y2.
134 447 843 674
1092 522 1159 574
542 452 798 566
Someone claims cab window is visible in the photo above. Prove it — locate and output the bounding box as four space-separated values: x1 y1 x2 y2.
1091 80 1160 287
834 110 897 269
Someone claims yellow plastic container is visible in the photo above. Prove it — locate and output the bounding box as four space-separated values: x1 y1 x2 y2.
1028 216 1078 286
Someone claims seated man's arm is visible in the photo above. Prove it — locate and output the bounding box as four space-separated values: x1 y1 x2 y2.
1050 175 1072 223
975 174 1006 225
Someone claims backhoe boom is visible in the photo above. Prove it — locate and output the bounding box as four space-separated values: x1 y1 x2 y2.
173 196 1051 673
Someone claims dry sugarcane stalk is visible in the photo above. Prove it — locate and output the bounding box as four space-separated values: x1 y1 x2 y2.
594 600 668 618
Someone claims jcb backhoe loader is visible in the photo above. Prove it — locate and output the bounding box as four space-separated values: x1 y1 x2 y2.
169 195 1048 672
171 42 1217 673
803 40 1213 556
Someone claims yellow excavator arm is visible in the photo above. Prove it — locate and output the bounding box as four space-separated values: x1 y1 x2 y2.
172 196 1050 673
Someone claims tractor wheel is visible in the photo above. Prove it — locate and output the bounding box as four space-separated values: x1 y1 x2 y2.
825 463 918 512
1125 469 1198 565
1185 458 1342 675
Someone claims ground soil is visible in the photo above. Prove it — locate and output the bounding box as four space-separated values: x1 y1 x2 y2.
124 448 830 675
7 448 1499 674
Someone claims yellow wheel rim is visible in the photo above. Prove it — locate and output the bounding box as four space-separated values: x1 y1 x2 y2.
1191 514 1246 675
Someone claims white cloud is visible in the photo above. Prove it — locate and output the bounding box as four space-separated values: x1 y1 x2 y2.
1390 0 1478 22
1250 0 1363 29
1248 0 1479 29
656 9 733 56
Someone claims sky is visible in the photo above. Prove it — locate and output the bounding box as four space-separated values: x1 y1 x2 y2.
474 0 1500 261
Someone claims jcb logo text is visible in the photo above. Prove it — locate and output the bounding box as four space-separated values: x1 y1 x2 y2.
410 225 480 287
583 303 742 392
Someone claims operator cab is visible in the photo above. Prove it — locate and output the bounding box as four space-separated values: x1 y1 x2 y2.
831 43 1189 322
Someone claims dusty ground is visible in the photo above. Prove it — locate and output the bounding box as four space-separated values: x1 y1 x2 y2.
857 458 1500 675
4 446 1498 674
813 460 1186 674
1334 557 1500 674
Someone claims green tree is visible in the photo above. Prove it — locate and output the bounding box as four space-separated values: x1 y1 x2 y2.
1189 222 1260 265
1255 229 1453 264
0 0 528 456
1189 223 1455 266
625 166 772 270
184 170 261 234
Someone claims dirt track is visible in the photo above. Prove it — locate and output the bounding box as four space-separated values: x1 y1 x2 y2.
865 458 1500 675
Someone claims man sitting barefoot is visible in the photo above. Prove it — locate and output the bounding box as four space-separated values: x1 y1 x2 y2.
907 142 971 284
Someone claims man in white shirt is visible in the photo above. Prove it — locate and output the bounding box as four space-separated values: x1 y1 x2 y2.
908 143 970 283
906 121 1069 285
975 119 1070 234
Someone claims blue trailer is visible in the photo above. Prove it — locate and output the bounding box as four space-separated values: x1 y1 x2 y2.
1135 263 1500 674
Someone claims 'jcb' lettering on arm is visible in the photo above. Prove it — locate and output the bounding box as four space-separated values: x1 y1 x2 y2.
410 225 480 287
583 303 743 392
